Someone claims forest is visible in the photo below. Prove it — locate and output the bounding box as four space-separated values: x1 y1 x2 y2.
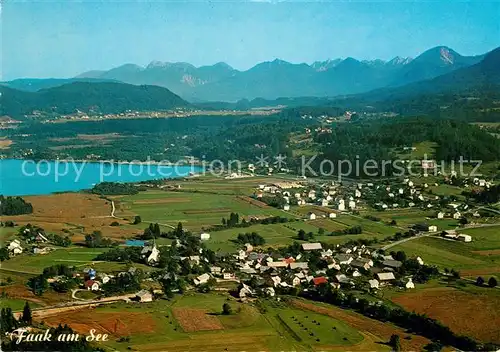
0 195 33 216
3 109 500 170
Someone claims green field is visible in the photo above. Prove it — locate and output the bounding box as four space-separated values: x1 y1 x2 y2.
81 293 364 351
276 306 363 346
0 227 17 245
0 247 107 273
392 226 500 275
0 298 40 311
205 213 399 252
116 189 288 232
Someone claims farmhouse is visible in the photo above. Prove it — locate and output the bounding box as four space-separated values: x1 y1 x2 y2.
84 280 100 291
239 283 255 298
350 260 371 270
457 234 472 242
210 266 222 275
193 273 211 286
368 279 379 289
307 212 317 220
135 289 153 302
313 277 328 286
335 254 353 265
223 272 236 280
200 233 211 241
289 262 309 270
377 272 396 282
301 243 322 251
7 240 23 255
33 247 51 255
382 260 403 269
335 274 350 284
268 261 288 268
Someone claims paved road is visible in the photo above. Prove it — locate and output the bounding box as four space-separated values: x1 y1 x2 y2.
13 293 136 318
381 232 437 251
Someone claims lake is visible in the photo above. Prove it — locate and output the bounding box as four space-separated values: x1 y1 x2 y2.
0 159 200 196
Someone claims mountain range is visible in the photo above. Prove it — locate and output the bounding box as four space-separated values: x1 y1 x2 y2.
2 45 490 102
1 45 498 119
74 46 486 101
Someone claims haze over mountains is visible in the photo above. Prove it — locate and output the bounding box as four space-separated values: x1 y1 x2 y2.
3 46 492 103
73 46 486 101
1 45 498 119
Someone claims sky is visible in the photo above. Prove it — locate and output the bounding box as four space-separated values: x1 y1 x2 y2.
2 0 499 80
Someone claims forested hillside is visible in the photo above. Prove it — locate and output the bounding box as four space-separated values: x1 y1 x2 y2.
1 82 189 118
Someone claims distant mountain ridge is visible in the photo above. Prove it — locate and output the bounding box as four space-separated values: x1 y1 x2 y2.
4 45 494 103
72 46 487 101
1 77 121 92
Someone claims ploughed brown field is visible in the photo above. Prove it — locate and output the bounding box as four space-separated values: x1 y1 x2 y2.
6 193 140 242
0 138 13 149
42 309 158 336
392 287 500 344
173 308 224 332
1 283 72 307
236 196 270 208
290 299 431 351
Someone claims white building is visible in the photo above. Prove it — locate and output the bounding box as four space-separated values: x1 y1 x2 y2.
200 233 211 241
193 273 210 286
7 240 23 255
457 234 472 242
301 243 322 251
405 278 415 289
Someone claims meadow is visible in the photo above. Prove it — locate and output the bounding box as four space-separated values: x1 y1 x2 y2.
115 189 287 232
391 225 500 276
34 293 429 351
0 247 107 273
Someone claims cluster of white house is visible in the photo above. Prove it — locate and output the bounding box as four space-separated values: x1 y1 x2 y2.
191 241 419 299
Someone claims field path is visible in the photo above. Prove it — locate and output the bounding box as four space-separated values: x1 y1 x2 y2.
381 231 436 250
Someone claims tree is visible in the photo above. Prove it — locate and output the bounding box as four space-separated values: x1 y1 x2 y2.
27 275 48 296
318 227 325 235
394 251 407 262
476 276 485 286
222 303 232 315
424 342 443 352
0 247 9 261
133 215 142 225
389 334 401 352
488 277 498 288
22 301 32 325
85 230 102 248
0 307 18 333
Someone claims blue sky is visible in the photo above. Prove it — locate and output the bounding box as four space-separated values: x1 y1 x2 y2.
2 0 499 80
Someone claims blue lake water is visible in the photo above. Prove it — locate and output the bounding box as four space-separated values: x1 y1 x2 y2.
0 159 200 196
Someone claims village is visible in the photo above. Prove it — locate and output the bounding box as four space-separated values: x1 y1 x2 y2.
1 169 499 351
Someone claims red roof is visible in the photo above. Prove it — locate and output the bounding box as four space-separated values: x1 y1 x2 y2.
84 280 95 288
313 277 328 286
284 257 295 264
